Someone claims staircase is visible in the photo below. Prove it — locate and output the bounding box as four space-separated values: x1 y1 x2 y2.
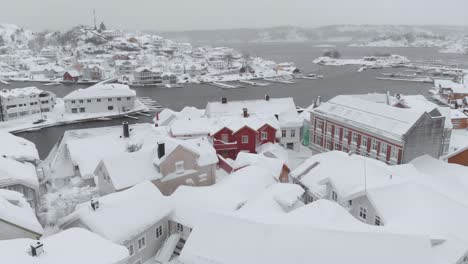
154 232 187 263
173 237 187 257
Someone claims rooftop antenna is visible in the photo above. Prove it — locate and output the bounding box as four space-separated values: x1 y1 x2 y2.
93 9 97 30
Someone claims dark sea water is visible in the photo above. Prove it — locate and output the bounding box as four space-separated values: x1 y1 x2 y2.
3 42 465 159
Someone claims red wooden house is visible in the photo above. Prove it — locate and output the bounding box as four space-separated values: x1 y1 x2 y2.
211 109 279 159
63 70 80 82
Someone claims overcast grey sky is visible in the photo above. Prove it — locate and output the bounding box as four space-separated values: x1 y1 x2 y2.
2 0 468 31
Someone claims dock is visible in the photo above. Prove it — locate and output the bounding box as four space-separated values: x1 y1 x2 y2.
123 115 139 120
264 78 295 84
0 80 10 85
137 97 163 112
376 77 433 83
210 82 245 89
238 80 270 86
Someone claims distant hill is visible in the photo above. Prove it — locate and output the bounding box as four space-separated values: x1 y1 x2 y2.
151 25 468 44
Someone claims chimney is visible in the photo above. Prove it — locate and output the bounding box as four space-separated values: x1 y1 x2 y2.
30 241 44 257
221 97 227 104
265 94 270 101
157 142 165 159
122 121 130 138
386 91 391 105
242 108 249 118
90 198 99 211
315 96 321 107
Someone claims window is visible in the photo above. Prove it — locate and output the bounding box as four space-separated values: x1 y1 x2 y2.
359 206 367 220
390 147 399 160
326 124 332 134
352 132 358 144
127 97 131 100
261 131 268 140
316 119 324 130
371 139 378 152
175 161 184 174
290 129 296 137
137 236 146 250
117 97 121 101
380 142 387 155
334 142 340 150
176 223 184 232
361 136 368 148
331 191 338 201
348 200 352 206
79 108 85 113
326 140 332 150
242 135 248 143
79 100 84 103
87 99 91 103
127 245 134 256
108 98 113 102
108 106 114 110
156 225 163 238
316 135 323 146
97 98 101 102
281 130 286 138
375 216 382 226
305 195 314 204
221 134 228 142
71 100 76 104
71 108 77 113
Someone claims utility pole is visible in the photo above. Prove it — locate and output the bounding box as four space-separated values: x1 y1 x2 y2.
93 9 97 30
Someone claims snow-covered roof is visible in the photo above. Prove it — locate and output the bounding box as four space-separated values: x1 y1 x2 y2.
366 182 468 264
63 83 136 100
0 228 128 264
115 59 138 66
0 86 43 98
170 117 213 137
312 95 430 141
236 183 304 217
210 115 280 135
62 182 170 243
179 211 432 264
64 124 168 179
0 131 39 162
100 148 162 191
0 189 43 236
233 152 286 181
206 97 297 118
65 69 80 77
256 142 289 163
153 137 218 167
0 156 39 189
290 151 408 199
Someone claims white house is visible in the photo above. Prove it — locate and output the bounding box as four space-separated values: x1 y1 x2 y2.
0 228 128 264
59 182 170 264
0 87 56 121
63 83 136 114
0 189 43 240
210 60 227 70
133 67 162 84
82 64 104 80
115 60 138 76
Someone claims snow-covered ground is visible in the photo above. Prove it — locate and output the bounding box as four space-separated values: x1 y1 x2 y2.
313 54 410 67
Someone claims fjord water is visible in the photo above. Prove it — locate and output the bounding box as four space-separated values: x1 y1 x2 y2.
5 42 465 158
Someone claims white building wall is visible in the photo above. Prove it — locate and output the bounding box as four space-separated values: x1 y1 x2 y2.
278 126 301 151
1 92 56 121
64 96 136 114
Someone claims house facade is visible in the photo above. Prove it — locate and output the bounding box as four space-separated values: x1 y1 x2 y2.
309 95 447 164
82 65 104 80
63 83 136 114
0 87 56 122
133 67 162 84
63 70 80 82
115 60 138 76
205 96 302 151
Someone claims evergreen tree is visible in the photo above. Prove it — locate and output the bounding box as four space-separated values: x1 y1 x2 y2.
99 22 107 31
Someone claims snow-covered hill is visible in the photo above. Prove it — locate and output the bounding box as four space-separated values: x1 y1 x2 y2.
0 24 34 47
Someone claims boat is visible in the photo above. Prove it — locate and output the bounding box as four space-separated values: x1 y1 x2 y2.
307 73 324 79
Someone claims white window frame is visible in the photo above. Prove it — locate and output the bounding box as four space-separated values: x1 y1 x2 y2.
361 136 368 148
241 135 249 144
281 129 286 138
156 225 163 238
221 134 228 142
127 244 135 256
261 131 268 140
371 139 378 152
375 215 382 226
359 206 367 220
290 129 296 138
352 132 358 144
176 223 184 232
331 191 338 202
137 236 146 251
390 147 399 160
380 142 387 155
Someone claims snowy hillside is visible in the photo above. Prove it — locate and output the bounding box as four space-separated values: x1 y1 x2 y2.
0 24 34 47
